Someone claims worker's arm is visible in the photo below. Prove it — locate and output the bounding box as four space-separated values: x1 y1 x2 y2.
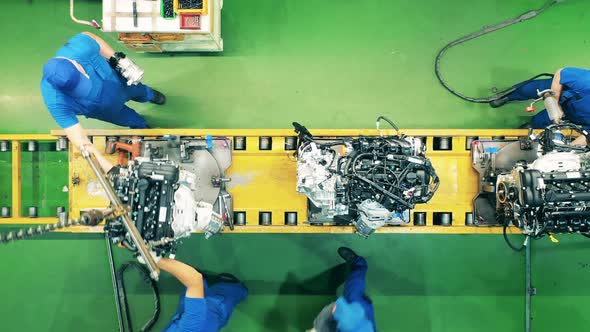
63 123 114 172
572 135 587 146
551 68 563 101
81 32 115 60
158 258 205 299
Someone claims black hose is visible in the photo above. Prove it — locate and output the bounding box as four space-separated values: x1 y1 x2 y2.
376 116 399 133
503 219 526 252
116 261 161 332
435 0 563 103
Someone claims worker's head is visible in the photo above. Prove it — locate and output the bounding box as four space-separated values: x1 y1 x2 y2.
43 58 92 98
332 297 374 332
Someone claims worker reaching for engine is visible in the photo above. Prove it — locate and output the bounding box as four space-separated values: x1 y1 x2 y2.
490 67 590 145
138 254 248 332
40 32 166 172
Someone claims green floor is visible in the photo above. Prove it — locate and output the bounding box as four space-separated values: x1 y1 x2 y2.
1 0 590 331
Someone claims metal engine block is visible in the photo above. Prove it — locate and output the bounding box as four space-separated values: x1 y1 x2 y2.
105 136 233 255
294 123 439 237
472 123 590 237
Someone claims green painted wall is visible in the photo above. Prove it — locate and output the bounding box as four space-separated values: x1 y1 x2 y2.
0 0 589 331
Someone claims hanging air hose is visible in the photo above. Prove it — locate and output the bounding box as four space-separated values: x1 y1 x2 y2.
435 0 565 103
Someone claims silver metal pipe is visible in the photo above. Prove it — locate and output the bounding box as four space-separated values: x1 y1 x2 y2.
81 146 160 280
525 236 533 332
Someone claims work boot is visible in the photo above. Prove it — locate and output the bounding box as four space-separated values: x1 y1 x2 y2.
217 273 240 284
337 247 359 265
150 89 166 105
489 96 510 108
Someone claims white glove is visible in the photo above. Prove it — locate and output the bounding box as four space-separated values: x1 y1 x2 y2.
136 250 161 265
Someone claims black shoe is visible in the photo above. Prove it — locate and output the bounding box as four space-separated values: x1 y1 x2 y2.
150 89 166 105
217 273 240 284
489 97 510 108
337 247 359 264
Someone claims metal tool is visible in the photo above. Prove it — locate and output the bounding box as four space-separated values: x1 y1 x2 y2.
80 145 160 280
526 89 564 124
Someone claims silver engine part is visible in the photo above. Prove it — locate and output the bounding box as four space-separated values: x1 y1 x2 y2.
472 123 590 238
295 123 439 237
107 136 233 255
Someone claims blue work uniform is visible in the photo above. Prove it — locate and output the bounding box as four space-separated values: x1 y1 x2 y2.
163 278 248 332
40 33 154 129
343 256 376 330
312 255 377 332
506 67 590 131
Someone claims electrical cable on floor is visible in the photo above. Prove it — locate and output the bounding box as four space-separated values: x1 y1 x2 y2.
116 261 161 332
435 0 564 103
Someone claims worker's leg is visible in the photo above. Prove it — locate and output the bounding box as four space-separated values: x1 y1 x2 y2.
506 79 552 101
343 256 369 303
87 105 148 128
123 82 155 103
206 282 248 328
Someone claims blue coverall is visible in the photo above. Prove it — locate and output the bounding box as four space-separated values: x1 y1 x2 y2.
41 33 155 129
343 256 376 329
505 67 590 131
163 278 248 332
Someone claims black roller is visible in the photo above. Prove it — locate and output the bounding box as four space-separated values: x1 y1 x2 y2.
413 212 426 226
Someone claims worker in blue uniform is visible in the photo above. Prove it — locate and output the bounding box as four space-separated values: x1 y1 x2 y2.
491 67 590 145
40 32 166 171
309 247 376 332
154 257 248 331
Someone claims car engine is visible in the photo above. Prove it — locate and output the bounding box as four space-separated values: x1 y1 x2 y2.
104 136 233 255
472 123 590 240
294 121 440 237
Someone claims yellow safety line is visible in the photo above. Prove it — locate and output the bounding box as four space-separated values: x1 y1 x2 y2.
11 142 21 218
0 135 56 141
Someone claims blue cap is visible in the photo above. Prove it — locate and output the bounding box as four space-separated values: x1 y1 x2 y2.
43 58 92 98
333 297 374 332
